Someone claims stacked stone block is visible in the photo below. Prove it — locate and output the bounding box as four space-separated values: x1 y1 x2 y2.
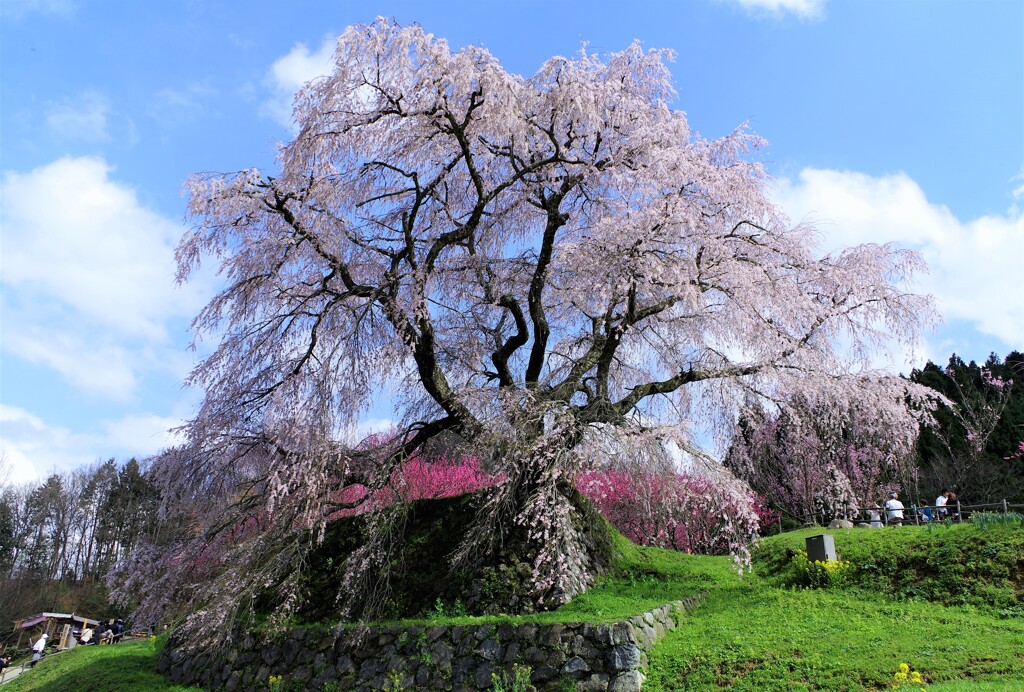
159 593 705 691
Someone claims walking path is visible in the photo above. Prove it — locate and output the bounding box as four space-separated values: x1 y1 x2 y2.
0 649 67 686
0 662 28 685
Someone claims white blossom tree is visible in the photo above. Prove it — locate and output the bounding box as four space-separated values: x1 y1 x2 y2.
144 19 938 632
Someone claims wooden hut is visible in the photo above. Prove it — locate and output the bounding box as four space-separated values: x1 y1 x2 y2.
10 612 101 651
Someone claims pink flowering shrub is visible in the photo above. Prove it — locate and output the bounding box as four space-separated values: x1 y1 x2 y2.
576 468 761 558
333 450 763 560
330 452 499 518
385 455 497 503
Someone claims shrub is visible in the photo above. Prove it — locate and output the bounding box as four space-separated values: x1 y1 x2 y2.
790 549 852 589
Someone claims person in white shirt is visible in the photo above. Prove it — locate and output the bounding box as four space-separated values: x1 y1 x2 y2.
884 491 905 524
935 489 948 517
30 633 47 667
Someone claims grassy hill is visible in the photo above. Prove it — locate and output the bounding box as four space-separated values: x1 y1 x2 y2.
2 637 199 691
7 518 1023 691
751 520 1024 613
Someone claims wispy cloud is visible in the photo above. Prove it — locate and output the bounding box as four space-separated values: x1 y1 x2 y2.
45 91 111 141
773 168 1024 358
150 82 216 126
722 0 825 20
1 0 74 20
261 35 336 128
4 329 138 400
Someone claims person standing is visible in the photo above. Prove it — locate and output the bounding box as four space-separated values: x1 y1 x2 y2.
868 506 884 528
30 633 48 667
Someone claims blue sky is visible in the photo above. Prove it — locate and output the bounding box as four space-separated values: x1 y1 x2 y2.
1 0 1021 484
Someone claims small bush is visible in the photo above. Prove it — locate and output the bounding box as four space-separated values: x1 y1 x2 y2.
491 664 532 692
790 549 852 589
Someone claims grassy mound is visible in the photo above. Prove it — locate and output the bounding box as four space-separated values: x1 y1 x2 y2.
2 638 199 692
751 521 1024 614
645 521 1024 690
645 574 1024 691
279 489 617 622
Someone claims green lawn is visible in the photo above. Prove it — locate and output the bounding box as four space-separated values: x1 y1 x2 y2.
644 574 1024 690
646 523 1024 691
3 638 200 692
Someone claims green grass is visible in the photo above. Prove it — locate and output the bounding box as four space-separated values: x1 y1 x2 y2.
752 524 1024 614
645 579 1024 690
3 638 201 692
646 524 1024 691
378 524 1024 689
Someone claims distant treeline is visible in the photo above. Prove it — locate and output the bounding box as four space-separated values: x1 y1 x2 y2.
910 351 1024 503
0 458 159 642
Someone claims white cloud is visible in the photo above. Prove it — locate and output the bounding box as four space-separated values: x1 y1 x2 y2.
355 417 397 440
0 404 186 485
101 413 186 454
723 0 825 20
0 156 215 398
45 91 110 141
150 83 215 126
1 156 198 340
1011 166 1024 215
262 36 336 127
0 405 96 484
1 0 74 19
773 168 1024 354
4 328 138 400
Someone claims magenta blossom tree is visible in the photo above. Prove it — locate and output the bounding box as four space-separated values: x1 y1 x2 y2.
577 468 762 565
126 19 938 636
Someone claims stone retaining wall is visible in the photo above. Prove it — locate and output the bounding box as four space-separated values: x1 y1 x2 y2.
159 593 704 691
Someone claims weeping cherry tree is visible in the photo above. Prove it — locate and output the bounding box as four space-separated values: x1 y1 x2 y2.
126 19 939 638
